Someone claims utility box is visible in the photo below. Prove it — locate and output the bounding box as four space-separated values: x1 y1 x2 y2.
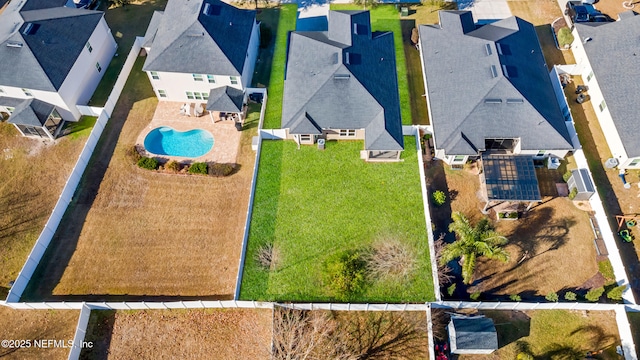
317 138 325 150
567 168 595 201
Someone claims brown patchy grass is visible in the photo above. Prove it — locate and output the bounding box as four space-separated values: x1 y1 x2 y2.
593 0 637 19
438 309 621 360
0 307 79 360
23 55 258 300
0 120 93 300
428 160 598 298
628 311 640 356
80 308 272 360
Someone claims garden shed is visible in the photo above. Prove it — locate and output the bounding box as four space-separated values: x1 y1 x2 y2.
567 169 595 201
448 316 498 354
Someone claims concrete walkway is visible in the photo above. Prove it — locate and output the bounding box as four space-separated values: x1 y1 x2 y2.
456 0 512 22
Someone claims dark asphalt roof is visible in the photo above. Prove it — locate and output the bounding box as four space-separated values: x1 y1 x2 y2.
143 0 256 76
0 3 104 91
419 11 573 156
575 12 640 157
282 10 403 151
450 317 499 351
7 97 56 126
206 86 244 112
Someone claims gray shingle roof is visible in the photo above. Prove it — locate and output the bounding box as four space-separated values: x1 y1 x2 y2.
142 0 256 76
206 86 244 112
575 12 640 158
282 10 403 151
0 3 104 91
7 97 56 126
450 317 498 351
419 11 573 156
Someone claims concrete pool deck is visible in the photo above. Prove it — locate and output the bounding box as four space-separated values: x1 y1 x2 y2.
136 101 242 164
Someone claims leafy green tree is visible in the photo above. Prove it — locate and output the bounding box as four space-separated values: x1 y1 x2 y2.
439 212 510 284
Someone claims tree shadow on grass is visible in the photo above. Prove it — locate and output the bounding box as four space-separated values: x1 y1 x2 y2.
20 56 156 302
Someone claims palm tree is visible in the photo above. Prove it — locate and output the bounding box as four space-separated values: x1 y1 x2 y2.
439 212 510 285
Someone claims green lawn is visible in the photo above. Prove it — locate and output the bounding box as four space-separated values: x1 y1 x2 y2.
330 5 412 125
261 4 298 129
240 137 434 302
89 0 168 106
628 312 640 357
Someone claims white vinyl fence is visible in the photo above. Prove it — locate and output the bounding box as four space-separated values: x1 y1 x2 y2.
234 87 267 300
75 105 104 117
67 304 92 360
5 37 144 303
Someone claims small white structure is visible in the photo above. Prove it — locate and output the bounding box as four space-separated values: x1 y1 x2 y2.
568 168 596 201
448 316 499 355
0 0 117 139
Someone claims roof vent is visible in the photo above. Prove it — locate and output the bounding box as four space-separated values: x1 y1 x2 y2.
187 32 205 37
496 43 503 55
484 98 502 104
334 74 350 80
502 65 510 78
490 65 498 78
22 23 39 35
583 37 592 44
506 98 524 104
203 3 211 15
6 42 23 48
353 23 358 35
345 52 350 65
485 43 492 56
331 52 339 64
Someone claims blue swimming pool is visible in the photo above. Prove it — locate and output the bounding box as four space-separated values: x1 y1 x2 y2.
144 126 214 158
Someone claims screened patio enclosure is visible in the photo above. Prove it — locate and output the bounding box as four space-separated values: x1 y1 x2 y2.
1 97 63 140
479 154 542 213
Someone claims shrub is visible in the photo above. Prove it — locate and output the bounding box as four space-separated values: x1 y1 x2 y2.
188 162 208 175
446 283 456 297
126 145 142 164
432 190 446 206
165 160 181 173
470 292 481 301
545 292 559 302
598 260 616 286
365 238 416 281
562 170 572 182
498 212 505 219
568 187 578 200
585 287 605 302
606 285 627 301
564 291 577 301
137 157 158 170
517 353 534 360
558 27 574 48
510 294 522 302
208 163 235 177
323 250 367 300
255 243 280 271
508 212 518 219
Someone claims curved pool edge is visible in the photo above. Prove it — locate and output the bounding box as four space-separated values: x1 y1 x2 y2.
142 126 214 159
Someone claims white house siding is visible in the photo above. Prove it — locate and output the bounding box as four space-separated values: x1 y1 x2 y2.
571 29 631 168
240 21 260 89
146 70 244 103
0 85 68 119
58 16 117 121
519 149 570 159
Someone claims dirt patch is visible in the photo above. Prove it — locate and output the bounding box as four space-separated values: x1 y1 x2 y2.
81 308 272 360
579 272 606 290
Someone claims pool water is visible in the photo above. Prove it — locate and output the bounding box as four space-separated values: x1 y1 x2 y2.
144 126 214 158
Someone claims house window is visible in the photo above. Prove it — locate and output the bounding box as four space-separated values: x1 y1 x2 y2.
194 92 203 100
202 92 209 100
536 150 546 157
300 134 311 142
586 71 593 82
629 159 640 167
230 76 239 85
150 71 160 80
599 100 607 112
193 74 203 82
96 62 102 72
339 129 356 137
207 75 215 83
22 88 33 97
86 41 93 53
158 89 167 98
186 91 194 100
453 155 466 162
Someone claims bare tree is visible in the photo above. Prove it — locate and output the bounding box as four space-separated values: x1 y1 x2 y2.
433 234 454 286
272 307 336 360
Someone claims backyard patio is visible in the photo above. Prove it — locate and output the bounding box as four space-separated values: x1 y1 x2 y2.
426 156 600 299
136 100 243 164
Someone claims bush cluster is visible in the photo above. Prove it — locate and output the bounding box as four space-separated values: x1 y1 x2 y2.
323 250 367 300
126 145 142 164
557 27 574 48
562 170 572 183
545 292 559 302
568 187 578 200
209 163 234 177
137 157 158 170
431 190 446 207
564 291 577 301
585 287 604 302
165 160 181 173
606 285 627 301
188 162 208 175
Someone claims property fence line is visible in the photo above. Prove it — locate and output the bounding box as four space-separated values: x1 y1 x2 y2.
616 306 639 360
5 37 144 304
103 37 144 117
234 88 268 300
260 128 287 139
67 304 92 360
411 125 442 302
75 105 104 117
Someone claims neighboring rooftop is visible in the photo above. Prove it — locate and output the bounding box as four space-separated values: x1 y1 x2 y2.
419 11 573 156
0 0 103 91
575 11 640 158
282 10 403 151
142 0 256 76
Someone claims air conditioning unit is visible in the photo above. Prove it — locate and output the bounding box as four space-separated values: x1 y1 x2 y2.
317 138 325 150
